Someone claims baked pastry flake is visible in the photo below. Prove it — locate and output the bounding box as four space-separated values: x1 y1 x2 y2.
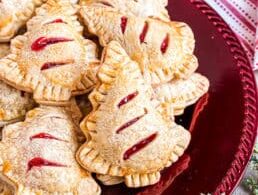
0 0 99 106
0 106 101 194
76 41 191 188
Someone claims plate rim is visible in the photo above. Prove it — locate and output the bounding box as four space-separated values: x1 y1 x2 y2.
189 0 258 194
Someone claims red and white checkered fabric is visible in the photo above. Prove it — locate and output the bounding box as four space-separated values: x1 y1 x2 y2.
204 0 258 70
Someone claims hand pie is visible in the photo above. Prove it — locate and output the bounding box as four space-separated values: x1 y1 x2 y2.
76 41 191 188
80 0 170 21
0 106 101 194
154 73 209 116
0 0 47 42
80 5 197 85
0 44 34 127
0 82 35 127
0 0 99 106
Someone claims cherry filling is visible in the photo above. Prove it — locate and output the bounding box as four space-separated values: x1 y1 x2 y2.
46 18 66 24
120 17 128 34
139 22 149 43
160 34 170 54
123 133 158 160
41 61 69 71
99 1 113 7
30 133 66 142
27 157 67 172
31 37 73 51
116 115 144 134
118 91 139 108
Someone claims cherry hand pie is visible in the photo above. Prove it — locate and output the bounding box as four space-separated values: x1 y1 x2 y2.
154 73 209 116
0 0 47 42
0 106 101 194
80 4 197 85
80 0 170 21
0 43 35 127
76 41 191 188
0 82 35 127
0 0 99 106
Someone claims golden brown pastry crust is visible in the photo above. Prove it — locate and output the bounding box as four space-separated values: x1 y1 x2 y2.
0 0 99 106
80 0 170 21
0 81 35 127
154 73 210 115
0 0 47 42
80 5 197 85
0 44 10 58
0 44 35 127
77 41 190 188
0 106 101 195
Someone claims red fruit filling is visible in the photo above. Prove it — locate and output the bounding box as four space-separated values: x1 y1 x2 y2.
30 133 66 142
27 157 67 172
160 34 170 54
120 17 128 34
31 37 73 51
139 22 149 43
116 115 144 134
123 133 158 160
118 91 139 108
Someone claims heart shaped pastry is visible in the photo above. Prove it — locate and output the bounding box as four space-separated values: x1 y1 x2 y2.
0 0 99 106
154 73 209 115
80 4 197 85
0 106 101 194
0 0 47 42
76 41 191 188
80 0 170 21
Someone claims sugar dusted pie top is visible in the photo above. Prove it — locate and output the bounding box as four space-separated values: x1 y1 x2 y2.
0 0 99 105
77 41 191 188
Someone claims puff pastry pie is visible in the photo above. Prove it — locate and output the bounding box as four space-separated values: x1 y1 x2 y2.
80 0 170 21
154 73 209 115
0 0 99 106
0 0 47 42
76 41 191 188
80 5 197 85
0 106 101 194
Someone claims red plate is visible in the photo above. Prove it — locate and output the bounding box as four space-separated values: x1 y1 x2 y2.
101 0 258 194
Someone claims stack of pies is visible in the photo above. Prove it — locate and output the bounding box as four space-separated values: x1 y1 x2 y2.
0 0 209 194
